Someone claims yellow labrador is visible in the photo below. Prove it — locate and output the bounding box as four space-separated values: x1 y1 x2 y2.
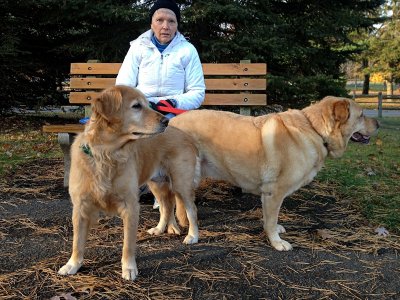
58 85 200 280
168 96 379 251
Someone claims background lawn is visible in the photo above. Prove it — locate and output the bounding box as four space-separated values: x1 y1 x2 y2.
317 117 400 232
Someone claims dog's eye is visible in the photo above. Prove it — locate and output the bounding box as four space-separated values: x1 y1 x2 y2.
131 103 141 110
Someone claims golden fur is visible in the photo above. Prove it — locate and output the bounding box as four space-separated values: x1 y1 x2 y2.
58 85 200 280
166 96 379 251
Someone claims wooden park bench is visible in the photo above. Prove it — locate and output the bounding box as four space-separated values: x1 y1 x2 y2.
43 61 267 186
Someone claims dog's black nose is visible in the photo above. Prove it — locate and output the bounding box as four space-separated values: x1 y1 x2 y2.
161 117 169 127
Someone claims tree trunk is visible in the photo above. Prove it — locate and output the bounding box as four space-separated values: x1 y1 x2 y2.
386 74 394 96
361 59 370 95
362 74 370 94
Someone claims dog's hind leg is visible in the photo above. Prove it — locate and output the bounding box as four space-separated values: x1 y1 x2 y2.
147 181 180 236
175 196 189 228
172 154 200 244
261 189 293 251
166 193 181 235
175 190 198 245
58 203 94 276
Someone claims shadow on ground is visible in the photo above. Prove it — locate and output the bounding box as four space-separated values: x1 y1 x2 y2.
0 158 399 299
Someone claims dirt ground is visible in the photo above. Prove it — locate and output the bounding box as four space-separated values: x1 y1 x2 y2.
0 117 399 299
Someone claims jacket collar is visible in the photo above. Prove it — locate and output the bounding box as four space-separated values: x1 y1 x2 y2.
135 29 185 50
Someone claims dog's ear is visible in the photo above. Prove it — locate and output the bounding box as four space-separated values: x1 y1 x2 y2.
333 100 349 124
92 87 123 121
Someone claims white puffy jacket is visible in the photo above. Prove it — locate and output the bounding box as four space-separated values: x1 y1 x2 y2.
116 30 205 110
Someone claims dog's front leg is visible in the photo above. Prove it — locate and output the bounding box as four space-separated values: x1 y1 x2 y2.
120 200 139 281
261 191 293 251
59 205 91 275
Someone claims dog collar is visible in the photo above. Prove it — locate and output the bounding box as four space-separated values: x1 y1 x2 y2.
80 144 93 157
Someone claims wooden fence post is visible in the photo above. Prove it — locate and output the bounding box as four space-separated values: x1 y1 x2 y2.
378 92 383 118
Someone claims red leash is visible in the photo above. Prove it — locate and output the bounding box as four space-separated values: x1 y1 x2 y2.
156 100 187 115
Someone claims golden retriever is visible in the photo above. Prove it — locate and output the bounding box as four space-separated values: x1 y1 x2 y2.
166 96 379 251
58 85 200 280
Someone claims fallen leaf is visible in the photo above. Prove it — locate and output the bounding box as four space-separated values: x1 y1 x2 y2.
375 226 389 237
2 143 12 150
365 167 376 176
375 138 383 146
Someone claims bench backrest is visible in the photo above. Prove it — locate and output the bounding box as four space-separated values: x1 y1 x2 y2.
69 63 267 106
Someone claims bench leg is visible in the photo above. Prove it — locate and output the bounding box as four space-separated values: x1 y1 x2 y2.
58 133 75 187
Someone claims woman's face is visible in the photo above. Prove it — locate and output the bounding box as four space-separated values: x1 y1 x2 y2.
151 8 178 45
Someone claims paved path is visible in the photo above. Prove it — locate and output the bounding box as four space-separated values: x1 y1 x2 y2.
364 109 400 117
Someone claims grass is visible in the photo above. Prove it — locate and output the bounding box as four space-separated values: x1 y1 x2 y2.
0 115 66 175
317 117 400 232
0 131 60 174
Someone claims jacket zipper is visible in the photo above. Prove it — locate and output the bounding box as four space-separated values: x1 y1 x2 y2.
159 53 163 97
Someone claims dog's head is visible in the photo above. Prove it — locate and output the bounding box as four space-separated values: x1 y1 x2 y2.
88 85 168 142
303 96 379 158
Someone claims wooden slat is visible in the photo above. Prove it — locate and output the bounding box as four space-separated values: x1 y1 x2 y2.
69 92 97 103
43 124 84 133
70 78 266 91
71 63 267 76
71 63 121 75
205 78 266 90
204 94 266 105
70 92 266 106
355 98 380 103
70 78 116 89
202 63 266 75
43 93 266 133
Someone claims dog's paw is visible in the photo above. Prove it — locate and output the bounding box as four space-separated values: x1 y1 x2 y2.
58 262 82 275
183 234 198 245
167 224 181 235
147 227 164 236
276 224 286 234
122 267 138 281
271 239 293 251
